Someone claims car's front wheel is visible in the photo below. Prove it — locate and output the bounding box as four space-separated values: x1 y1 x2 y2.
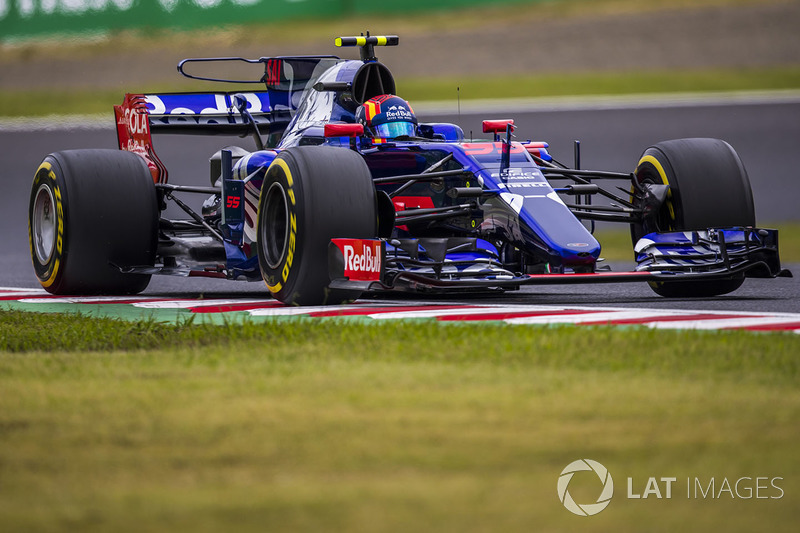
256 146 377 305
631 138 755 297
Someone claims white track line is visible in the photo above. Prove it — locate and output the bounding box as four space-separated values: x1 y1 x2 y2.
248 303 383 317
19 295 162 304
0 290 48 298
647 316 800 331
0 114 109 132
367 305 591 320
133 298 276 309
5 91 800 132
504 309 680 325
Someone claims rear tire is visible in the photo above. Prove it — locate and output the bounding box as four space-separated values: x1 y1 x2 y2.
29 150 158 295
631 138 755 297
257 146 377 305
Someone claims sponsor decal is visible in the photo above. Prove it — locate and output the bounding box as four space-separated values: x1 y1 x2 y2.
462 142 525 157
332 239 383 281
384 105 413 121
505 181 548 189
114 94 166 183
493 170 546 181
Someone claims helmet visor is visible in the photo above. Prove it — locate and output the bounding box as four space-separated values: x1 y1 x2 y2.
373 121 416 139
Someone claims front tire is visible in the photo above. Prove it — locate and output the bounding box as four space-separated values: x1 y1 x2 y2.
29 150 158 295
631 138 755 297
257 146 377 305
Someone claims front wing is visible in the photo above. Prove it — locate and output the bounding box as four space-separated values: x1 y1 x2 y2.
328 228 790 293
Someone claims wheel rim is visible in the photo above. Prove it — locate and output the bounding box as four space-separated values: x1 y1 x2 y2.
32 184 57 264
636 172 674 235
261 182 289 269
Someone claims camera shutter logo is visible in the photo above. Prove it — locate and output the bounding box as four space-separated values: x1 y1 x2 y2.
557 459 614 516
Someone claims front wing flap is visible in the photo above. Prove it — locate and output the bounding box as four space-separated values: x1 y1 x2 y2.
634 227 787 279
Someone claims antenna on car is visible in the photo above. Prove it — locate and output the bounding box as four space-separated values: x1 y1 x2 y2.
335 32 399 62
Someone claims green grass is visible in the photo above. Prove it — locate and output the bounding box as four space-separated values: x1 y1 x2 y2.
2 66 799 118
1 312 799 531
595 222 800 262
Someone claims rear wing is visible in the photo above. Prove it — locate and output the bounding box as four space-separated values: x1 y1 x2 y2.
114 91 285 184
139 91 285 136
141 55 342 135
114 56 342 183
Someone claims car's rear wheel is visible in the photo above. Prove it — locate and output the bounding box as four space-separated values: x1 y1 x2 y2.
631 138 755 297
29 149 158 295
257 146 377 305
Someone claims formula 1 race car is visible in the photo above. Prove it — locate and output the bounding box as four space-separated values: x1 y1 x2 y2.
29 34 790 305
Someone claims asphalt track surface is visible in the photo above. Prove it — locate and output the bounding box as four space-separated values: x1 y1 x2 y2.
2 98 798 315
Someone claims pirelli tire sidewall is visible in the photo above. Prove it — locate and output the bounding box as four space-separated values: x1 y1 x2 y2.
257 147 377 306
258 154 304 302
29 158 67 289
28 150 158 295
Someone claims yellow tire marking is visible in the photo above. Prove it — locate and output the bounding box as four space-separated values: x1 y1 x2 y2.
41 259 60 288
262 156 297 294
33 161 63 288
266 281 282 293
272 158 294 187
637 154 675 222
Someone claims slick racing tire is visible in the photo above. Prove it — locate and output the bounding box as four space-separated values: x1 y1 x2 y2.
29 150 158 295
631 138 755 298
257 146 377 306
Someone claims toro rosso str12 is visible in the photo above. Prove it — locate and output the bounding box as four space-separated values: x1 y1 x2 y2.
29 34 790 305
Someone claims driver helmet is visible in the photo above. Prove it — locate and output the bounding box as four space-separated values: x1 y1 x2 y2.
356 95 417 141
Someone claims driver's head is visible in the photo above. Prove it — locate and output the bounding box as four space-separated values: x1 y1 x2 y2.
356 95 417 141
